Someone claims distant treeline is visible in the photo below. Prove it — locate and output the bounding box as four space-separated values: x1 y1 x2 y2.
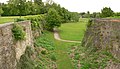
0 0 79 23
80 7 120 18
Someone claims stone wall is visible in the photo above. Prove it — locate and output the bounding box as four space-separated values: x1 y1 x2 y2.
0 21 33 69
82 18 120 69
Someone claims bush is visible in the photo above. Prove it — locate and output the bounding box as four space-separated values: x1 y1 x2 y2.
12 23 26 41
41 50 47 55
15 18 25 22
45 8 61 31
87 19 93 27
50 54 57 61
26 15 45 31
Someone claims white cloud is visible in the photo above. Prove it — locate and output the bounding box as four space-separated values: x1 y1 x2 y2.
1 0 120 13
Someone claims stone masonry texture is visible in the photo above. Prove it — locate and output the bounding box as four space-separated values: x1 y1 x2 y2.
82 18 120 69
0 21 33 69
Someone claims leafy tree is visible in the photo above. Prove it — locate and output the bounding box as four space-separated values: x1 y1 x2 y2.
2 4 11 16
114 12 120 16
45 8 61 31
0 7 3 16
101 7 114 17
34 0 44 14
70 12 79 22
7 0 20 16
60 7 71 23
18 0 28 16
86 11 90 18
79 12 85 18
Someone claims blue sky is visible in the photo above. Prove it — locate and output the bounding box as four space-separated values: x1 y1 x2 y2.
1 0 120 13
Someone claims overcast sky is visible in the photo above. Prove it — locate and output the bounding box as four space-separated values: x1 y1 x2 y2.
1 0 120 13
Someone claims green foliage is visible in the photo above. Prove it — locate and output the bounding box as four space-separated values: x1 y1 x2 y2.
26 15 45 31
12 23 26 41
41 50 47 55
69 43 119 69
18 31 57 69
70 12 80 22
45 8 61 31
17 46 35 69
90 12 101 18
0 7 4 16
34 35 54 50
87 19 93 27
1 0 45 16
50 54 57 61
15 18 25 22
101 7 114 17
34 32 57 69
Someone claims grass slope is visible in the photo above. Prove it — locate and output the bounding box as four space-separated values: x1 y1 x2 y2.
55 41 75 69
41 19 88 69
58 18 88 41
43 31 76 69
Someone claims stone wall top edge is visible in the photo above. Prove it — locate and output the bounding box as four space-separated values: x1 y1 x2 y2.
93 18 120 22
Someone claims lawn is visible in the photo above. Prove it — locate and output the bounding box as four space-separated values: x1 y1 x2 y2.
0 15 40 24
0 17 15 24
58 18 88 41
55 40 76 69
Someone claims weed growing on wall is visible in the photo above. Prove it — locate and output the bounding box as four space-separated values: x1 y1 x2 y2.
87 19 93 27
12 23 26 41
26 15 45 31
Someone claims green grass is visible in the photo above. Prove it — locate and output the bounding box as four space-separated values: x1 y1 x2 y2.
55 41 76 69
0 17 15 24
42 31 76 69
40 19 88 69
58 18 88 41
0 15 40 24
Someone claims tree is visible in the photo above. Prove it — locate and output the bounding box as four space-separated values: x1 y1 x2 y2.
1 4 11 16
79 12 85 18
101 7 114 17
70 12 79 22
0 7 3 16
45 8 61 31
0 3 4 16
34 0 44 14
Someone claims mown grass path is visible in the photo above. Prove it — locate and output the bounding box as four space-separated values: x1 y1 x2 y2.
54 41 75 69
53 28 81 43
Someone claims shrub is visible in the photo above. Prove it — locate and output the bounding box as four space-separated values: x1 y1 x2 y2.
87 19 93 27
15 18 25 22
17 46 35 69
45 8 61 31
50 54 57 61
12 23 26 41
41 50 47 55
26 16 41 31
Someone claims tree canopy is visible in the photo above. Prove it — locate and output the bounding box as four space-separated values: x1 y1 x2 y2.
45 8 61 31
0 7 3 16
101 7 114 17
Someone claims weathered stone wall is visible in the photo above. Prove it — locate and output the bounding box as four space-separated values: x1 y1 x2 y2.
82 18 120 69
0 21 33 69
